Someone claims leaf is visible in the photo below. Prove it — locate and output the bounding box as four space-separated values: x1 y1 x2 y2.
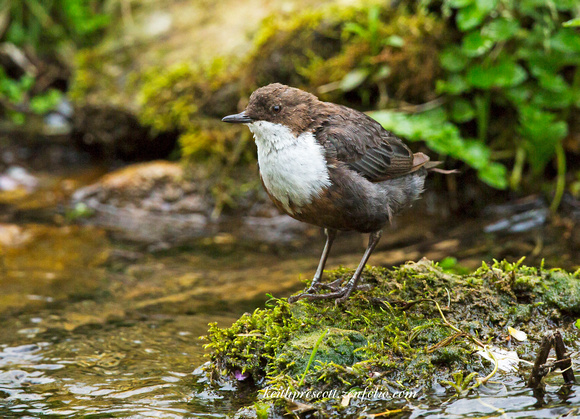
339 68 369 92
477 162 508 189
563 18 580 27
476 346 520 372
436 74 470 95
20 75 35 92
550 29 580 53
30 89 63 114
555 0 579 11
482 18 520 42
462 31 494 57
475 0 498 9
519 0 545 15
533 69 569 93
450 98 475 122
456 0 497 31
466 59 527 88
10 112 26 125
505 85 532 105
456 4 487 31
531 89 573 109
440 46 469 72
508 327 527 341
447 0 474 7
458 139 491 169
343 23 368 40
371 65 391 82
518 106 568 173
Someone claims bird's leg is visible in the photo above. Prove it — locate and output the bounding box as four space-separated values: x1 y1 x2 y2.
306 228 337 292
289 230 383 303
334 230 382 303
288 229 336 303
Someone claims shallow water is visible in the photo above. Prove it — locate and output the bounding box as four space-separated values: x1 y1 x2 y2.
1 166 579 417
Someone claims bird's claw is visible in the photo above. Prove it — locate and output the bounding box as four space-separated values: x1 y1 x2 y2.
287 283 373 303
288 288 347 303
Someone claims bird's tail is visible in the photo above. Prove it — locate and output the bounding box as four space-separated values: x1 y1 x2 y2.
412 152 459 175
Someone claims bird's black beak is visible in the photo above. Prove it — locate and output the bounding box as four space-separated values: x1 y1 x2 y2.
222 111 253 124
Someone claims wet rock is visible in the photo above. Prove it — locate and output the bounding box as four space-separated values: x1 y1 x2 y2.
0 166 38 192
483 196 549 234
72 161 212 244
71 160 309 246
238 215 307 244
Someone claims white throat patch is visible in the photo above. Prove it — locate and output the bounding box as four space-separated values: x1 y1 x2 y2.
248 121 331 214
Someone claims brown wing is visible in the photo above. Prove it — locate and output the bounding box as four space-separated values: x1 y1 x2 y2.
315 105 426 182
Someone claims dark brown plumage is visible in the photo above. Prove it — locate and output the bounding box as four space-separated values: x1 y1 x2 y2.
223 83 435 303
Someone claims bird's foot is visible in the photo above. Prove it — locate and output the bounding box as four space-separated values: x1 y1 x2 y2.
318 277 345 292
287 283 373 304
288 288 347 303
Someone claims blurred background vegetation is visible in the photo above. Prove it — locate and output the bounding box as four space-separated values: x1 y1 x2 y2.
1 0 579 214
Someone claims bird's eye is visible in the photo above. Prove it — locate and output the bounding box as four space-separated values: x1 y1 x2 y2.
272 105 282 113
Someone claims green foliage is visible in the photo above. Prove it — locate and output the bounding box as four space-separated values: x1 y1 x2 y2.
0 0 111 122
338 6 398 104
424 0 580 194
564 18 580 27
0 68 62 124
1 0 110 54
441 370 479 395
367 0 580 193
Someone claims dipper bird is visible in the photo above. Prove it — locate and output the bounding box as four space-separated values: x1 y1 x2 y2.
223 83 437 303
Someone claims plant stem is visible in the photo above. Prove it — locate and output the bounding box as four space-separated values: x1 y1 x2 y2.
549 141 566 213
509 146 525 190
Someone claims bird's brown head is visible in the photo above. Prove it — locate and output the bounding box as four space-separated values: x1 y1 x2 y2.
222 83 321 134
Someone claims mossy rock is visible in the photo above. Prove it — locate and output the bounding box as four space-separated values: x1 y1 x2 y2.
203 258 580 416
280 327 368 376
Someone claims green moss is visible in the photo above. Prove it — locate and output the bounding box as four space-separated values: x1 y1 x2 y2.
68 46 137 107
203 259 579 415
515 269 580 314
241 1 447 106
137 63 201 132
282 328 368 376
302 6 447 104
68 48 108 104
243 5 359 88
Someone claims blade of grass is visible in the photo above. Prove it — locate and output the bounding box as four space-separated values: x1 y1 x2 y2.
299 328 329 387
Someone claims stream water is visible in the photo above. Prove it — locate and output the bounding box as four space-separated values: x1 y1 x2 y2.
0 156 579 417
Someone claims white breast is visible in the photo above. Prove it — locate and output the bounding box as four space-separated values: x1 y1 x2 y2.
248 121 331 214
